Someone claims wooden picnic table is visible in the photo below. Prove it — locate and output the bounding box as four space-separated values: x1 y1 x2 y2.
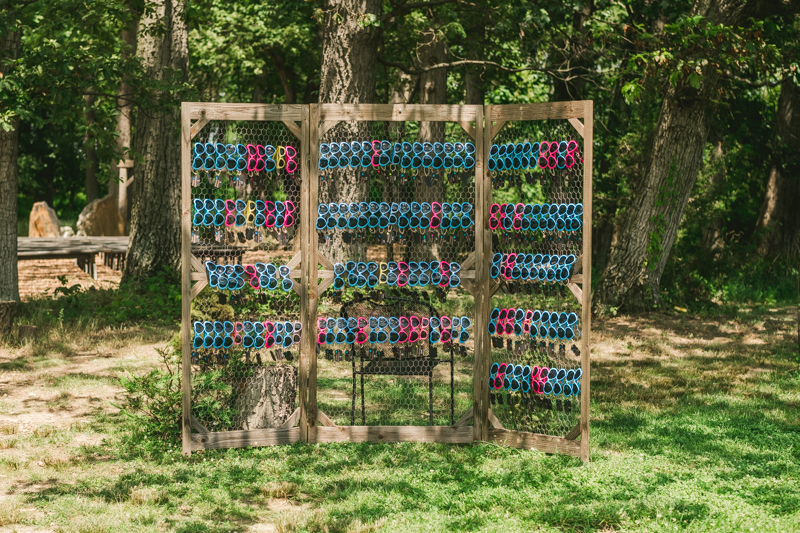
18 237 129 279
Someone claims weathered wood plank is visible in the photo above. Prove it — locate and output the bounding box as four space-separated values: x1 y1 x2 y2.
318 104 478 123
280 407 301 429
316 409 336 427
181 102 193 455
187 103 304 121
282 120 302 141
190 115 211 139
190 428 300 451
317 277 334 295
190 413 209 434
489 101 586 122
460 270 475 280
17 237 129 256
566 282 582 305
580 100 593 463
316 252 334 271
314 425 473 444
568 118 584 138
460 251 476 271
460 278 476 296
565 423 581 440
487 428 582 456
190 254 205 273
487 408 504 430
317 270 335 279
191 272 206 281
302 104 317 442
475 105 489 442
490 120 507 141
453 408 473 427
286 251 302 271
457 120 476 140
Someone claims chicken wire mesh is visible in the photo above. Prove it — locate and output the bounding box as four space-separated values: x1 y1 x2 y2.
314 119 476 426
487 119 584 438
189 119 303 432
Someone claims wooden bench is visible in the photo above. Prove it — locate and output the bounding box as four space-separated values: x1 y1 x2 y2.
17 237 129 280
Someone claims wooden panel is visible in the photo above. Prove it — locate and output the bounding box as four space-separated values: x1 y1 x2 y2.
487 408 504 429
280 408 300 429
305 104 319 441
490 121 507 142
487 429 582 456
181 102 193 455
190 279 208 300
190 254 205 273
319 120 339 140
461 251 476 271
317 270 335 279
314 425 473 444
319 104 478 123
286 251 302 271
565 423 581 441
460 270 475 280
317 277 334 295
316 409 336 427
317 252 334 271
191 272 206 281
568 118 584 138
474 105 489 442
190 115 210 139
566 282 583 304
299 105 313 442
460 278 476 296
489 101 586 122
17 237 129 257
580 100 593 462
569 274 583 284
453 408 473 427
282 120 302 141
190 413 209 434
457 120 476 140
187 103 304 121
190 428 300 451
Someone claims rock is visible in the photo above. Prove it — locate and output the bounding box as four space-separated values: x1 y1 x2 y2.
60 226 75 238
77 194 125 236
28 202 61 237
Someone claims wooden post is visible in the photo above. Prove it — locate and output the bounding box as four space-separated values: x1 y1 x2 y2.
473 106 489 442
299 105 315 443
180 102 193 456
306 104 319 442
580 100 593 462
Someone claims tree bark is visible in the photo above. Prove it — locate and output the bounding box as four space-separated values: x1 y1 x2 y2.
123 0 188 280
317 0 382 263
756 78 800 257
235 364 298 429
110 20 138 232
0 26 21 303
84 93 99 204
552 0 593 102
700 135 726 252
591 0 770 313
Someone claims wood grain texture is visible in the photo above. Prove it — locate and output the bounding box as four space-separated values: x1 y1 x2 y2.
190 254 205 273
282 120 302 141
457 120 476 140
190 428 300 451
187 103 304 121
280 407 301 429
580 100 593 462
190 272 206 281
565 423 581 440
475 105 489 442
190 115 210 139
180 102 193 456
318 104 478 123
490 121 507 141
568 118 584 138
317 277 334 295
460 278 476 296
316 408 336 427
317 252 334 271
461 251 476 271
566 282 583 305
453 408 473 427
487 408 504 429
190 279 208 300
489 101 586 121
17 237 128 257
487 429 581 456
299 106 312 442
190 413 209 434
314 425 473 444
286 251 302 271
305 104 319 441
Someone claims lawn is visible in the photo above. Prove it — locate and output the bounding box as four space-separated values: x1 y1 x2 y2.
0 304 797 533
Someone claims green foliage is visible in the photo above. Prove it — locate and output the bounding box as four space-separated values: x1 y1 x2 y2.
18 266 181 328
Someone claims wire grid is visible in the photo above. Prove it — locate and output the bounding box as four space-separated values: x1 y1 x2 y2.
189 119 302 432
315 120 475 426
488 119 583 437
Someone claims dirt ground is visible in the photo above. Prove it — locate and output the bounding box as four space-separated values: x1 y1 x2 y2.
17 259 122 301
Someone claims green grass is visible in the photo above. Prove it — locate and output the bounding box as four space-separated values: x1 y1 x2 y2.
0 307 797 532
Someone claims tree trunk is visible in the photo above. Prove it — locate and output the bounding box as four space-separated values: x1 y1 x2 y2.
700 136 726 252
756 78 800 257
84 94 99 204
591 0 763 313
593 84 711 313
552 0 593 102
317 0 382 264
0 26 21 304
110 21 138 232
123 0 188 280
235 364 298 429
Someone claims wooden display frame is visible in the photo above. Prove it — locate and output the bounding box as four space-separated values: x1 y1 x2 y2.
180 102 592 461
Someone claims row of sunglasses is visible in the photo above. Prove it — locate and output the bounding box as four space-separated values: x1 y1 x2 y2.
317 315 472 345
192 143 298 173
489 308 580 340
490 362 582 397
316 202 474 231
488 140 581 171
332 260 463 289
318 140 476 170
489 203 583 232
491 253 577 281
205 261 294 292
193 198 296 228
192 320 302 349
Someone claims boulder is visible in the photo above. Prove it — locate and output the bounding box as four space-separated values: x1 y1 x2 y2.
60 226 75 238
77 194 125 236
28 202 61 237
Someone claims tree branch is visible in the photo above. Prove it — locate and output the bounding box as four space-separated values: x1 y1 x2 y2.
381 0 474 24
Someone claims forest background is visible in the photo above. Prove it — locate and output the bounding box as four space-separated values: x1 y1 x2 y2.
0 0 798 313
